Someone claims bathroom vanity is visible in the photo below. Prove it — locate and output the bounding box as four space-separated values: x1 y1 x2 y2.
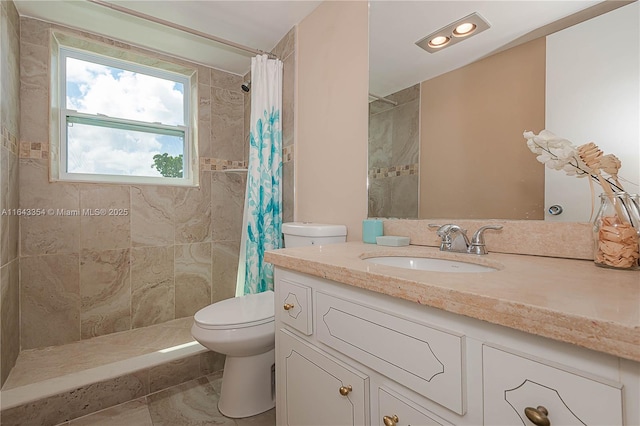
265 242 639 426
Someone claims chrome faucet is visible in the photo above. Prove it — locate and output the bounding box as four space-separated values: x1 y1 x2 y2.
429 224 503 255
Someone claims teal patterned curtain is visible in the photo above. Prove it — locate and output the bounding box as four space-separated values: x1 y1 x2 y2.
236 55 283 296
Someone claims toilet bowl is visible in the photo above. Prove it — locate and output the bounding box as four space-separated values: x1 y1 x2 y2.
191 223 347 418
191 290 275 418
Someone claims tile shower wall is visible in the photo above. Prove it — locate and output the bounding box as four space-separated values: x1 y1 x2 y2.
0 0 21 387
16 17 281 351
274 28 296 224
368 84 419 219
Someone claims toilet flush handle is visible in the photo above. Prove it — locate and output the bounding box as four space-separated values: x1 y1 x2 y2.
283 303 295 311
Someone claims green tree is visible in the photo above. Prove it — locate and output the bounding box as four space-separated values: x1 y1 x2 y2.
152 153 183 178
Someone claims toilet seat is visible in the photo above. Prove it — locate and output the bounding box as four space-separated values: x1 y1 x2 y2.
194 290 274 330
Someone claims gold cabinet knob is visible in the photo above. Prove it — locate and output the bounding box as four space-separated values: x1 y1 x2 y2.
338 385 352 396
524 406 550 426
383 414 399 426
283 303 294 311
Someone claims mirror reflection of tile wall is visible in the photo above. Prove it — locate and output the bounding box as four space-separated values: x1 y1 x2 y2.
368 84 419 218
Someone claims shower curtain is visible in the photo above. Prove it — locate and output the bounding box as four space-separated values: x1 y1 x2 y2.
236 54 283 296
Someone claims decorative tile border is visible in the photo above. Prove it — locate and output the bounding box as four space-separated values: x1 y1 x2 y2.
283 144 294 163
368 163 418 179
16 147 289 169
19 141 49 159
2 126 19 155
200 157 247 171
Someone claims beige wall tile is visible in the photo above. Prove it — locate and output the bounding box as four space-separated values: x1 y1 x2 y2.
282 52 295 149
198 119 212 159
131 246 174 328
0 371 149 426
282 161 294 224
148 354 201 393
175 242 212 317
211 240 240 303
19 16 50 46
271 26 296 61
7 148 19 261
211 172 245 242
19 159 80 256
130 185 174 247
19 41 50 144
20 254 81 349
15 17 255 347
175 175 211 244
199 350 225 375
211 68 243 91
1 1 21 386
80 185 131 251
211 87 244 161
1 259 20 387
1 146 8 266
198 82 212 123
80 248 131 339
2 3 21 136
196 65 211 86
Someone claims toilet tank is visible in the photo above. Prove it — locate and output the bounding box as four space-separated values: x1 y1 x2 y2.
282 222 347 248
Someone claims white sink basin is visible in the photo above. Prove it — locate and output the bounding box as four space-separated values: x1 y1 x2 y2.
365 256 497 273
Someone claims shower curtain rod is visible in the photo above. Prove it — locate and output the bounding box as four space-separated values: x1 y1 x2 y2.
369 93 398 106
87 0 279 59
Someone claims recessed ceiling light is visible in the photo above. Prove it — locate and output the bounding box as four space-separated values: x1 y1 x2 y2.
428 36 450 48
415 12 490 54
453 22 477 37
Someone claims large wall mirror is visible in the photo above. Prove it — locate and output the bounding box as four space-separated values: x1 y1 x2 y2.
368 1 639 221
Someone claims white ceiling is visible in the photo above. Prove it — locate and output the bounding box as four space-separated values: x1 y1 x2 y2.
15 0 611 95
369 0 607 96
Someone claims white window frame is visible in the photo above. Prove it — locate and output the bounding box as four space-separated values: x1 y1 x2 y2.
53 43 197 186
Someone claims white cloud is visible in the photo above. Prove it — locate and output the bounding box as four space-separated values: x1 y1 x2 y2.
65 57 185 176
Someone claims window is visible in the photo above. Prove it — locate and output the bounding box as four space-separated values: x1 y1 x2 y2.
52 37 197 186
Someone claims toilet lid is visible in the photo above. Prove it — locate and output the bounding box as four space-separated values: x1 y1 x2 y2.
194 290 274 330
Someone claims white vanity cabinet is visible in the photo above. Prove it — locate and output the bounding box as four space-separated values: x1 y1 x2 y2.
274 268 639 426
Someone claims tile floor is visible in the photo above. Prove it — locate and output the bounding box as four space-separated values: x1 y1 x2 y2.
55 374 276 426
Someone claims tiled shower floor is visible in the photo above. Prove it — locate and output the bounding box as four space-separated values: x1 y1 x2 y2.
3 317 197 390
0 317 275 425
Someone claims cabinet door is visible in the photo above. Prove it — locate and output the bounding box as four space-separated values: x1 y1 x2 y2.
378 387 452 426
278 277 313 335
316 291 465 414
278 329 369 426
483 345 623 425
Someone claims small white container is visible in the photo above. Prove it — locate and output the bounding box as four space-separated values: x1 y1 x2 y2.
376 235 410 247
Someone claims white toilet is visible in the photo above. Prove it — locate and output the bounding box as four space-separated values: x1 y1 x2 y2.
190 222 347 418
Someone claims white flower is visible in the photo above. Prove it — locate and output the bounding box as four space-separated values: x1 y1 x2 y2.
523 130 591 177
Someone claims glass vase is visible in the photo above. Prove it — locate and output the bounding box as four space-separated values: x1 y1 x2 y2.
592 192 640 270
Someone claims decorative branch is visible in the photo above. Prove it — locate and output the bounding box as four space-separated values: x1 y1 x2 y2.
531 141 625 192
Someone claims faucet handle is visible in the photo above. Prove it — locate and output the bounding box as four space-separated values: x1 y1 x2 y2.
469 225 503 255
471 225 503 243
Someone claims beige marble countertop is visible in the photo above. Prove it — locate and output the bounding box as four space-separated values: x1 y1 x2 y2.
264 242 640 362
